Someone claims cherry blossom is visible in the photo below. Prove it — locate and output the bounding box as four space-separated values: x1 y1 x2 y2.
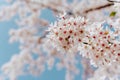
80 20 120 67
0 0 120 80
47 15 88 53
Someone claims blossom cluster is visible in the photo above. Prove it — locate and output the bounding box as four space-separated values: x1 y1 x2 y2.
47 16 88 53
81 21 120 67
88 62 120 80
0 0 120 80
47 15 120 68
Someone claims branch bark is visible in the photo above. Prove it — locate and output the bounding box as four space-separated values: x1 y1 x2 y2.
107 0 120 3
84 3 114 13
27 0 115 15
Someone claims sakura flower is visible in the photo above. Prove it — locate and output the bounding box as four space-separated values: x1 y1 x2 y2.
1 0 120 80
88 62 120 80
80 21 120 67
47 16 88 53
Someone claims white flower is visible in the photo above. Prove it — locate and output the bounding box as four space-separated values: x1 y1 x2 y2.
80 21 120 67
47 16 88 53
88 62 120 80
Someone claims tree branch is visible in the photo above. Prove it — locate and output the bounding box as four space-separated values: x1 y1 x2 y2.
84 3 114 13
107 0 120 3
28 0 114 15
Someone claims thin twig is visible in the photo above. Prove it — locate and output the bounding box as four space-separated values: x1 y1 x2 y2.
27 0 114 15
107 0 120 3
84 3 114 13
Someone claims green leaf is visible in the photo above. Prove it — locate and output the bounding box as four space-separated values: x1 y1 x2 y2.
110 11 117 17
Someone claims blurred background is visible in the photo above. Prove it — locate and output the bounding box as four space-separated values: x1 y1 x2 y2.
0 0 83 80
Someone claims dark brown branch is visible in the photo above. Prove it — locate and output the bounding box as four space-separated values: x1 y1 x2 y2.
107 0 120 3
27 0 115 16
84 3 114 13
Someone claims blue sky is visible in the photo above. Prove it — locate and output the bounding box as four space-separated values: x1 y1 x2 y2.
0 1 83 80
